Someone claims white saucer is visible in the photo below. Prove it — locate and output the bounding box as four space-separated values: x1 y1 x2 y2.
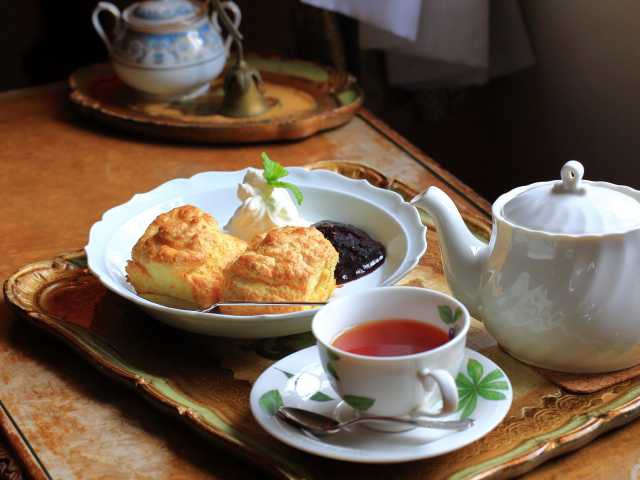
250 346 512 463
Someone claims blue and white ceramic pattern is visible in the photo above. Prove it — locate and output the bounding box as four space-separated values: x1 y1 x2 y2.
92 0 241 100
111 21 223 69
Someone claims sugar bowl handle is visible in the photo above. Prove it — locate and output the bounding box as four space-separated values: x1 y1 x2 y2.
211 1 242 56
418 368 459 415
92 2 121 52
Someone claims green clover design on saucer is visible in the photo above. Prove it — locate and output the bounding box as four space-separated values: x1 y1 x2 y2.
456 359 509 419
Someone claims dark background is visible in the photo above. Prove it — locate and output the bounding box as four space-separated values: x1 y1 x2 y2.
2 0 638 201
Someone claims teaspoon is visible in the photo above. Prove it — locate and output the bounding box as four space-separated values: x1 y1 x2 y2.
276 406 475 435
199 301 328 314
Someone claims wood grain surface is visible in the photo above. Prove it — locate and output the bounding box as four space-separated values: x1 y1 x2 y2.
1 83 639 479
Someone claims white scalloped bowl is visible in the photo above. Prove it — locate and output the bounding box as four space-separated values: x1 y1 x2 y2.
86 168 427 338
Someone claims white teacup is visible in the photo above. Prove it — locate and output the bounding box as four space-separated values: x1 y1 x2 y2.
312 287 469 418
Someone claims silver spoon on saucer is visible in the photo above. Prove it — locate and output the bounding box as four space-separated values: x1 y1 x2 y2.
200 301 328 314
276 406 475 435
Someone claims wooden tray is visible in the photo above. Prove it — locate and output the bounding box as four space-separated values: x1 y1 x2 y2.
68 56 363 143
6 162 640 479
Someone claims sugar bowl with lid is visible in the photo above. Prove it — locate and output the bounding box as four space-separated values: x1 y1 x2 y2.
92 0 241 100
413 161 640 373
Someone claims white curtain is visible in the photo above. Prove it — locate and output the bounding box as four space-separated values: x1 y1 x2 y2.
301 0 535 88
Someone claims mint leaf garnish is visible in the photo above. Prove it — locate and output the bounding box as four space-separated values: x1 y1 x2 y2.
262 152 288 182
269 181 304 205
261 152 304 205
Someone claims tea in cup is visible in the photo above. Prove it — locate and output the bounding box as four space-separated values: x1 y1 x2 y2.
312 287 469 418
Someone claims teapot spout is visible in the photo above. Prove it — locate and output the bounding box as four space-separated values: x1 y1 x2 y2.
412 187 489 318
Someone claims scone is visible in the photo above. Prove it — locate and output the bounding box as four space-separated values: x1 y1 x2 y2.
126 205 247 309
220 226 339 315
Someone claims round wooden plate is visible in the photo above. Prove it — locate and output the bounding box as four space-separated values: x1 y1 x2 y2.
68 55 363 143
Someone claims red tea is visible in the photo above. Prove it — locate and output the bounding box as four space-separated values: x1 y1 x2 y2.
332 319 449 357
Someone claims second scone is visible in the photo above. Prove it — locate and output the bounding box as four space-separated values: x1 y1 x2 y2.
220 226 339 315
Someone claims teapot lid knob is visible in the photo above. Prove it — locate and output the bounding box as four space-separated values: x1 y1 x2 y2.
556 160 585 193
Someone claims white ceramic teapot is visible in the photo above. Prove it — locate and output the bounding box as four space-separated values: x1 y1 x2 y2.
92 0 241 100
412 161 640 373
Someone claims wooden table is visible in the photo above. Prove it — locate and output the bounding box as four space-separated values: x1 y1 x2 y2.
1 84 639 480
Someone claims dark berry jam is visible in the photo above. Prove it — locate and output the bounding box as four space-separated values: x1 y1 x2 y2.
313 221 386 284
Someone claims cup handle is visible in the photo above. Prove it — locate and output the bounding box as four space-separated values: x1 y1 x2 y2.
92 2 121 52
211 1 242 56
418 368 459 416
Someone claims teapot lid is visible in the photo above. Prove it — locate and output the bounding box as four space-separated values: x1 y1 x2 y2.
123 0 202 28
502 161 640 235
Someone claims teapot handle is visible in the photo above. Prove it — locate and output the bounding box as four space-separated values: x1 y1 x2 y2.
92 2 121 52
211 1 242 56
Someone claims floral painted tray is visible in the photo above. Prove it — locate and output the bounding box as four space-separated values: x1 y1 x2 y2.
6 163 640 479
68 55 363 143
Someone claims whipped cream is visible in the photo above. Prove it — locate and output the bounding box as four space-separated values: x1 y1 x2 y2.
225 168 309 241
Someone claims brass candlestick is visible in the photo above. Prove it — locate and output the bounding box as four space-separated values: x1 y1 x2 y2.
212 0 270 117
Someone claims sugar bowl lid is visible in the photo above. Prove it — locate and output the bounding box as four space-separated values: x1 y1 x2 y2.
123 0 202 28
501 161 640 235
